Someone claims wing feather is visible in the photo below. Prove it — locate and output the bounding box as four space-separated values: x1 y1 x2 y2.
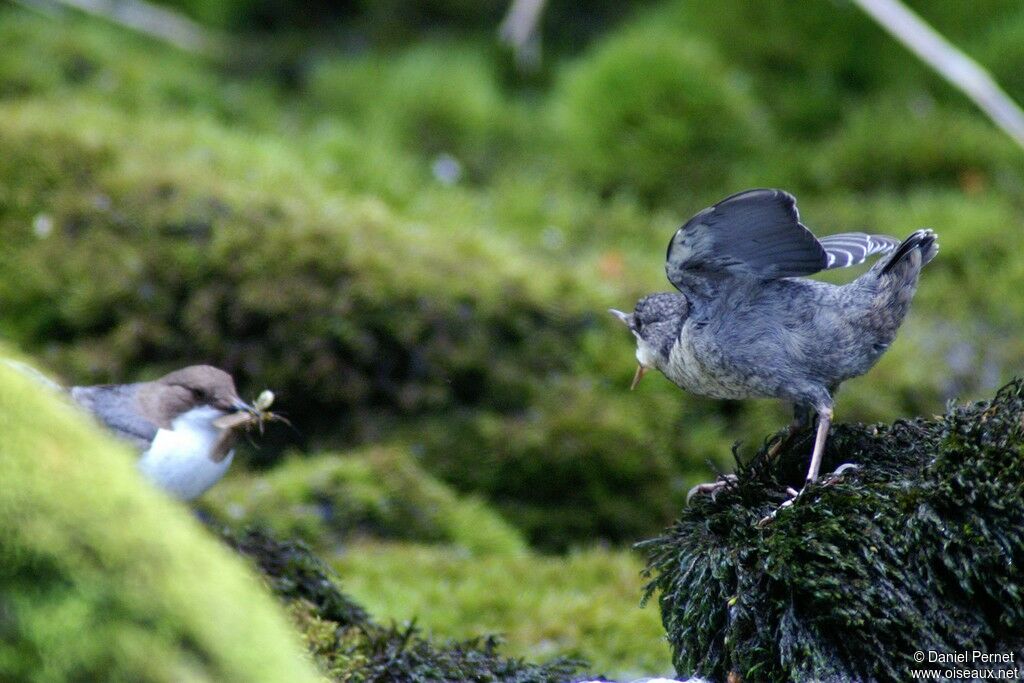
819 233 900 269
665 189 827 292
71 384 157 451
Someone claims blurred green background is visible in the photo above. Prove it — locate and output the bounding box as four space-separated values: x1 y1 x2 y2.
1 0 1022 675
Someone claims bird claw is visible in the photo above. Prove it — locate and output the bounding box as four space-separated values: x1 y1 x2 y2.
821 462 860 486
756 464 861 527
686 474 738 504
756 486 802 527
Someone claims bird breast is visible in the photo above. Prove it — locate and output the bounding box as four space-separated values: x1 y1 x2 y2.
137 405 233 500
663 321 773 400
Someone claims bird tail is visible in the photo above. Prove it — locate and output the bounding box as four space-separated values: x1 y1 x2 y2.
878 229 938 278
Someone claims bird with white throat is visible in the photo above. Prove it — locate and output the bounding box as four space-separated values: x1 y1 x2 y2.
71 365 272 501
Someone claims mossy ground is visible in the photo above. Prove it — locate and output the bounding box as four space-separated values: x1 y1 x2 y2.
220 527 590 682
641 380 1024 682
333 542 671 678
201 447 528 557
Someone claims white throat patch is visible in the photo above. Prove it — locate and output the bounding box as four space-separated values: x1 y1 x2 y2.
137 405 233 500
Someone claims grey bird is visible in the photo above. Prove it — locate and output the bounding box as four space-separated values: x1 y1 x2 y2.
71 365 262 500
610 189 937 500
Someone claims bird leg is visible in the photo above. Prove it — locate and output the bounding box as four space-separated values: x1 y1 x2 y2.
757 406 834 526
764 403 812 460
805 406 833 484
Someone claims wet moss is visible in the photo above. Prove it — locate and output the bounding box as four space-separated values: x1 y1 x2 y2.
641 379 1024 682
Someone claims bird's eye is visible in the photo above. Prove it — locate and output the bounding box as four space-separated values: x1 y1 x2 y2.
192 388 207 400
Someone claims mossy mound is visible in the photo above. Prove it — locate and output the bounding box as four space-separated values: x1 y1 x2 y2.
201 447 528 556
551 18 763 201
640 380 1024 682
0 352 321 683
221 528 588 682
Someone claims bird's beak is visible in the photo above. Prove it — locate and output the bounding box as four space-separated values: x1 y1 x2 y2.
608 308 634 328
630 365 647 390
231 397 259 417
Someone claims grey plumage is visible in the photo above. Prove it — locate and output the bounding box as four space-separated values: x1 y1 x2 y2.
71 383 159 451
613 188 938 490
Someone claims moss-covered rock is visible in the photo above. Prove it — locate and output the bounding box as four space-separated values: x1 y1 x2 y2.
221 528 589 682
640 380 1024 682
202 447 527 556
0 351 321 683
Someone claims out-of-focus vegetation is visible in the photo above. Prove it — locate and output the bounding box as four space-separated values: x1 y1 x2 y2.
334 541 668 677
224 528 589 682
201 447 529 557
1 0 1023 676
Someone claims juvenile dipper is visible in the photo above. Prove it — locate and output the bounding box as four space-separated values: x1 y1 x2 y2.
72 365 260 500
611 189 937 498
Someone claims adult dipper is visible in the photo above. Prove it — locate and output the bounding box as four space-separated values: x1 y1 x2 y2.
71 365 265 500
611 189 937 498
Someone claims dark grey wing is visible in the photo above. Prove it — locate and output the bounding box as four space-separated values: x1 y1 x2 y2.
819 233 900 270
70 384 157 451
665 189 827 292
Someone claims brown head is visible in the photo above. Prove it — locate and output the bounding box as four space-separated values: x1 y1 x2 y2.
137 365 254 428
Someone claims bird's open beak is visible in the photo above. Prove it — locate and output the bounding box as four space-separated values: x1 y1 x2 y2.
630 365 647 390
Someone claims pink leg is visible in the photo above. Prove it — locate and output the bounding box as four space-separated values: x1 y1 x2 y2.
805 407 833 484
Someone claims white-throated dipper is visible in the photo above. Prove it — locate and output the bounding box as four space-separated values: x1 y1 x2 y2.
72 365 266 500
611 189 937 502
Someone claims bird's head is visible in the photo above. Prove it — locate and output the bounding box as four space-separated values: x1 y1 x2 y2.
153 365 257 425
609 293 689 389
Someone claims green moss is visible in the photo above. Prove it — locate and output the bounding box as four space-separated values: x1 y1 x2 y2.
202 447 527 556
641 379 1024 682
551 18 764 201
310 42 521 182
0 350 321 683
334 541 671 678
804 96 1024 193
221 528 588 682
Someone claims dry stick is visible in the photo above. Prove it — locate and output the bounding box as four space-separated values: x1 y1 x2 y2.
852 0 1024 150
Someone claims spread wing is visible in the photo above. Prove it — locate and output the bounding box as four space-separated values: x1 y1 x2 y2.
665 189 899 292
71 384 158 452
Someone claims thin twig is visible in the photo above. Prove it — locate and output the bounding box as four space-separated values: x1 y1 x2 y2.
852 0 1024 150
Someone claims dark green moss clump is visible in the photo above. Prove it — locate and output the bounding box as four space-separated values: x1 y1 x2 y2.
222 528 589 682
641 380 1024 682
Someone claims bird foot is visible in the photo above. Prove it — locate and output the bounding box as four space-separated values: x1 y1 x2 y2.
686 474 738 504
755 464 860 527
821 462 860 485
756 487 801 527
